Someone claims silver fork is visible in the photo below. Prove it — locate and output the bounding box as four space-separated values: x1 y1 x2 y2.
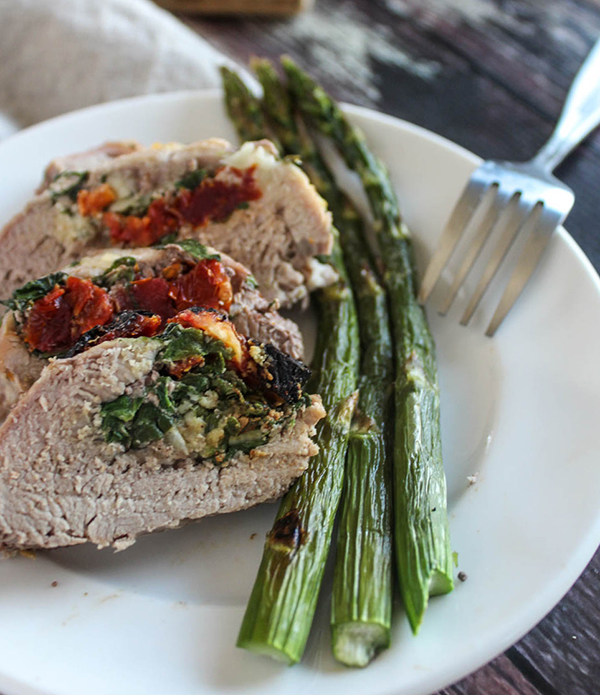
418 38 600 337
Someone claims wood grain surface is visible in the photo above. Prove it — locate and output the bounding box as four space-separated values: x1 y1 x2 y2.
180 2 600 693
155 0 313 15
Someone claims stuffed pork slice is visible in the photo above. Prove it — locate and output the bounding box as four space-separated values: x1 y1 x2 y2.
0 308 325 551
0 138 336 307
0 243 304 421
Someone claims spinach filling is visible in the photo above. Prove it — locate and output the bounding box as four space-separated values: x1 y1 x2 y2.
49 171 89 203
175 168 208 191
156 238 220 262
95 256 138 288
1 272 67 314
100 325 310 463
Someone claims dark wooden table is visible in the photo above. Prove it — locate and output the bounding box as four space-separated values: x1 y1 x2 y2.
181 2 600 693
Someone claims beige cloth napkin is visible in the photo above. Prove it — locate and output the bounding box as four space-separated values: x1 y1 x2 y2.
0 0 240 139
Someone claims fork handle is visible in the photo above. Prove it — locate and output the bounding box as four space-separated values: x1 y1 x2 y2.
532 38 600 172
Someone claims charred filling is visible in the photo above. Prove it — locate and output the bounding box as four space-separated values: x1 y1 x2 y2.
2 244 234 355
66 164 262 247
99 309 312 463
63 310 162 358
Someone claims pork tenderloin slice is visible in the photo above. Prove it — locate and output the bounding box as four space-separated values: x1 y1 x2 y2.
0 339 325 551
0 244 304 421
0 139 334 307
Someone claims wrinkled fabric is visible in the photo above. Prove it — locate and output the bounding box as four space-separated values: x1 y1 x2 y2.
0 0 240 137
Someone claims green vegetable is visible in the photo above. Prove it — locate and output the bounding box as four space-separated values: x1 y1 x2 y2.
331 257 393 666
49 171 89 203
228 428 266 452
156 324 231 365
129 398 176 449
220 66 280 147
255 59 394 666
104 257 138 271
252 59 335 203
154 236 221 262
154 232 179 246
237 235 359 664
283 58 454 634
100 393 145 447
2 272 67 313
95 256 138 288
101 375 177 450
171 239 220 262
175 169 208 191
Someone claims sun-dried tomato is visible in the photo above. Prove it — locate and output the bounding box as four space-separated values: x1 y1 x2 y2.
77 184 117 216
23 286 72 353
174 166 261 227
99 166 261 247
171 259 233 312
110 285 135 313
130 277 176 320
103 199 181 246
23 278 113 353
126 260 232 319
64 277 113 336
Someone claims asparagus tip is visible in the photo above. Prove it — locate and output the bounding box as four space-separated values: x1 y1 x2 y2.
250 55 272 71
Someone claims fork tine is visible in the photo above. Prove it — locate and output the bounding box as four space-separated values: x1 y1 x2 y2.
485 206 564 336
460 194 537 326
438 183 509 315
418 175 490 304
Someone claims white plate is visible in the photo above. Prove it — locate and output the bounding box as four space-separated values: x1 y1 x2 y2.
0 91 599 695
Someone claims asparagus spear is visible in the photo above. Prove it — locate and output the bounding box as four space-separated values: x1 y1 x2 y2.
220 66 280 146
255 58 394 667
222 66 361 665
330 252 393 667
237 242 359 664
282 57 454 634
252 58 336 205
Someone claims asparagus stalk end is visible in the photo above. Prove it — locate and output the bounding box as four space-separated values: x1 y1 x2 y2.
236 636 299 666
332 622 391 668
